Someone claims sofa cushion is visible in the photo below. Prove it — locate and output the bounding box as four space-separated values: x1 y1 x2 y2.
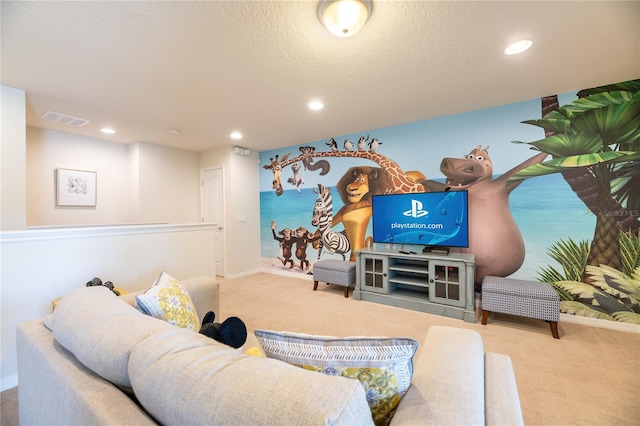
136 271 200 331
129 327 374 425
51 286 177 388
389 326 486 425
255 330 418 426
485 352 525 425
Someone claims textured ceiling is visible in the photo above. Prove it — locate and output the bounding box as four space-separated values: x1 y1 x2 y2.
2 1 639 153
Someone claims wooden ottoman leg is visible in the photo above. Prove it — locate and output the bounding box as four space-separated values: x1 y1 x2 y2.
550 322 559 339
344 286 349 298
481 310 489 325
313 280 319 291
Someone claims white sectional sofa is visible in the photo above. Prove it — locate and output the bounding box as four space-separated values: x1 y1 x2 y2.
16 276 524 425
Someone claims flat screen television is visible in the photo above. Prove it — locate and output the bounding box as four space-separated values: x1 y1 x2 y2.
371 190 469 249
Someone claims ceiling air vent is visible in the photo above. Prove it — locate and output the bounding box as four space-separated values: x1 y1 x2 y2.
40 111 90 127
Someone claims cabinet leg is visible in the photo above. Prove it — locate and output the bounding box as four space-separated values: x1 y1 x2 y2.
313 280 318 291
481 310 489 325
550 321 559 339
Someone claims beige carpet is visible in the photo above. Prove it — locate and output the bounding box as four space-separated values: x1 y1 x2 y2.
1 386 18 426
3 272 638 425
218 272 640 426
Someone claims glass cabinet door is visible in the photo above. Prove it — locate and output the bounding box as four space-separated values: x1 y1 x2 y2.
361 255 387 293
429 260 466 307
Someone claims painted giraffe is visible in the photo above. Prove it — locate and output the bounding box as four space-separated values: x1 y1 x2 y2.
264 154 290 196
263 147 426 195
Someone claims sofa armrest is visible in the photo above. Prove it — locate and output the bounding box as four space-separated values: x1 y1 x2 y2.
391 326 485 425
485 352 524 426
179 276 220 319
17 320 157 425
119 276 219 319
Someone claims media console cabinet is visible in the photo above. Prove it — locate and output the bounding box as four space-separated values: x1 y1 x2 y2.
354 247 476 323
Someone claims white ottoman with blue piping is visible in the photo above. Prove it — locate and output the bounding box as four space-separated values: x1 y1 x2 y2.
481 276 560 339
312 260 356 298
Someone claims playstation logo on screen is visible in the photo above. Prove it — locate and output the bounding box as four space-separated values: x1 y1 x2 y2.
403 199 428 218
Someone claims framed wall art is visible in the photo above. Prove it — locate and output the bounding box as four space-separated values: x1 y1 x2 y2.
56 168 97 207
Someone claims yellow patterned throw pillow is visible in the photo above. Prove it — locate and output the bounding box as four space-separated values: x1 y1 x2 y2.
136 271 200 331
254 330 418 426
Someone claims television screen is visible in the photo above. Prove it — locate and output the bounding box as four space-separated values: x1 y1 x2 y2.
371 191 469 248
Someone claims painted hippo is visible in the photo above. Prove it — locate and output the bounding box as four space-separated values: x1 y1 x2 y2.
436 145 548 286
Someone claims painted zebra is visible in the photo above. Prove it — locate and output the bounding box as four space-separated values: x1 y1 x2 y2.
311 184 351 261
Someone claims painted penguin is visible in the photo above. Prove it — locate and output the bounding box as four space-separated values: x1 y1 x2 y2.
357 135 369 151
368 138 382 152
326 138 339 152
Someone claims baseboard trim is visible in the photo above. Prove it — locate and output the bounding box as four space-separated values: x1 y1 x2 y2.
260 269 639 333
260 267 313 281
1 375 18 392
223 268 263 279
559 313 640 333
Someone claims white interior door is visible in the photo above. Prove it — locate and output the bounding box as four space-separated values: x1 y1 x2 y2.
201 167 224 276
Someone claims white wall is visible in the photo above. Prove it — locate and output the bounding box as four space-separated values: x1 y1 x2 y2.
128 143 142 220
226 151 261 277
134 141 201 224
200 147 261 277
26 132 201 226
26 127 130 225
0 223 216 390
1 85 27 230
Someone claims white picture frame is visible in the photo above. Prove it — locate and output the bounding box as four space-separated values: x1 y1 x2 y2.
56 168 97 207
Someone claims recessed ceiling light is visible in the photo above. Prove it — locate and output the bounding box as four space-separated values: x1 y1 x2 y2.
100 128 116 134
505 39 533 55
169 128 181 135
230 131 242 139
308 101 324 110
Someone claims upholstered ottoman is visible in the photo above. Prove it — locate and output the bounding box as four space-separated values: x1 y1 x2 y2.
312 260 356 298
481 276 560 339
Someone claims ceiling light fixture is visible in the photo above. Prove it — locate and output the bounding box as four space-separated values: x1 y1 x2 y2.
505 39 533 55
230 131 243 140
308 101 324 110
100 128 116 134
318 0 373 38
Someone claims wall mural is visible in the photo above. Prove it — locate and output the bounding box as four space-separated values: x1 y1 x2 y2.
259 79 639 324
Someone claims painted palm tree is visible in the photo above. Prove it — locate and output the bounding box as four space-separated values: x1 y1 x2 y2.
508 80 640 282
538 235 640 323
540 84 640 233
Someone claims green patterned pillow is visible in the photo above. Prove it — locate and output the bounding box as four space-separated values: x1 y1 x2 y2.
136 271 200 331
254 330 418 426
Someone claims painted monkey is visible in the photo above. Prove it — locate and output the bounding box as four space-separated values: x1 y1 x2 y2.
271 220 296 268
294 226 319 270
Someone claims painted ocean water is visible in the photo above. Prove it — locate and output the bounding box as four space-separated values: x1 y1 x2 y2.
260 173 596 280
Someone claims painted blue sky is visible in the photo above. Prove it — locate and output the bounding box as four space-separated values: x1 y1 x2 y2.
259 91 578 192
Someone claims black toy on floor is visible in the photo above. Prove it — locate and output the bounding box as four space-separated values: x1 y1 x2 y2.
199 311 247 349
